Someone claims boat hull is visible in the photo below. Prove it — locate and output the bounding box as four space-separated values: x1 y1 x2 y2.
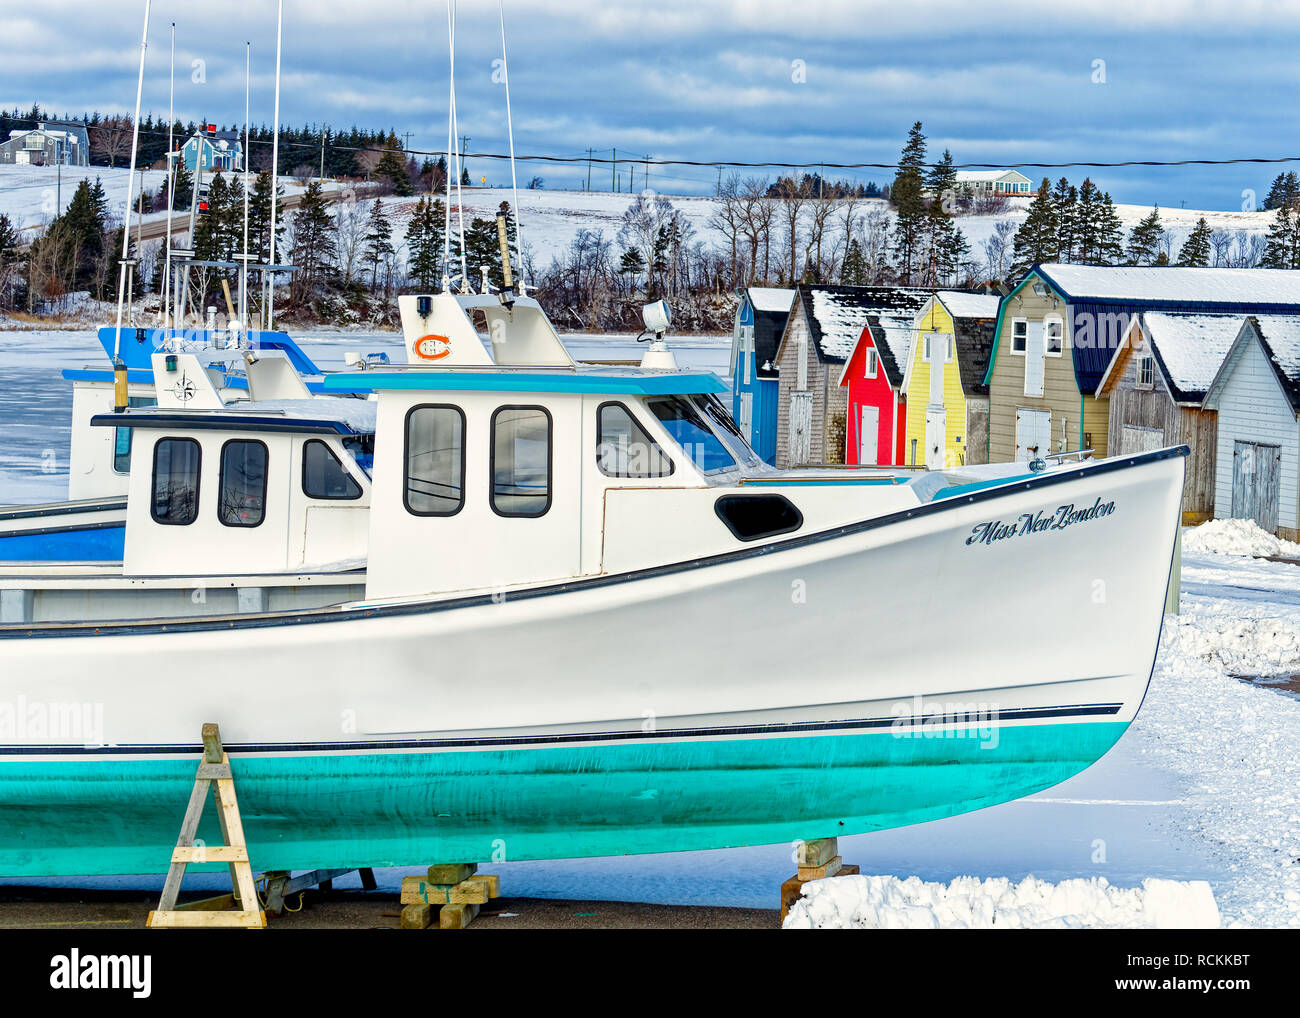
0 448 1185 876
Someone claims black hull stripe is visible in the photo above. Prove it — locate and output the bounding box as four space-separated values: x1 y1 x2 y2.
0 445 1189 640
0 702 1123 756
0 498 126 523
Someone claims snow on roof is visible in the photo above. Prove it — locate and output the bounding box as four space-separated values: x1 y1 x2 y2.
1139 312 1243 402
935 290 1000 320
803 285 931 362
1251 314 1300 395
953 170 1026 182
872 315 916 382
748 287 795 314
1038 264 1300 306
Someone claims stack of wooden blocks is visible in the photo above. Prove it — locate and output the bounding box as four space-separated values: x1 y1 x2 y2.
400 863 500 930
780 837 860 921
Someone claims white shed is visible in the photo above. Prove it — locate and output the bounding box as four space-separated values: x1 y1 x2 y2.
1203 315 1300 539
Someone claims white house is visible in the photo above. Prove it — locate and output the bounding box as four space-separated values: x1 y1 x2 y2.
951 170 1034 198
1203 315 1300 540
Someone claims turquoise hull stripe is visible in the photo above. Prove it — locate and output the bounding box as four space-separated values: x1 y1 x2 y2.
0 525 124 562
934 473 1038 500
325 370 727 396
743 477 902 487
0 721 1127 877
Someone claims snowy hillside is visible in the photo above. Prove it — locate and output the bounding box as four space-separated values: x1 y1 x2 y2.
0 163 1281 269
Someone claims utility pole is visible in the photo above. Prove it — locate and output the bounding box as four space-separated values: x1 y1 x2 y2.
585 148 592 191
460 134 470 182
320 130 325 180
644 154 649 193
611 147 616 192
716 166 721 196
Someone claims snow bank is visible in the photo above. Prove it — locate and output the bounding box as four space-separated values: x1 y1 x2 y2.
1183 518 1300 558
1162 609 1300 677
783 874 1220 930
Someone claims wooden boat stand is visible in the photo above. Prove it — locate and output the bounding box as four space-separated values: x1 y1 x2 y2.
146 722 377 928
780 838 861 921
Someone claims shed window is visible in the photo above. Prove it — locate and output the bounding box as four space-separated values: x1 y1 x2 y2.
597 403 674 478
1045 319 1064 356
864 349 878 378
1137 356 1155 389
405 405 465 516
303 440 362 500
1011 319 1028 354
151 438 201 526
491 406 551 517
218 440 268 528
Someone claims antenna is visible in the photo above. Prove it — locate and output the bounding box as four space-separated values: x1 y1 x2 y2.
161 22 175 328
112 0 150 413
498 0 524 292
267 0 284 330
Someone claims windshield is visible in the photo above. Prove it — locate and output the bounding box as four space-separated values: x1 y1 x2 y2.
343 435 376 477
647 396 741 475
697 394 760 468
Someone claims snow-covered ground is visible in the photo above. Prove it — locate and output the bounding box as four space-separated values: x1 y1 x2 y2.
0 333 1297 928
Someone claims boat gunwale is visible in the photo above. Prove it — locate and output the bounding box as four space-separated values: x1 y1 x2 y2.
0 445 1189 640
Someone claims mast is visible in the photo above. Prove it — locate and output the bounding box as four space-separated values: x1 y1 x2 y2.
449 0 468 290
267 0 283 330
498 0 524 292
442 0 454 292
112 0 151 414
161 22 175 327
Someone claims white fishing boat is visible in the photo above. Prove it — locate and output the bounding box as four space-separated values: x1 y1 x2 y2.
0 288 1185 876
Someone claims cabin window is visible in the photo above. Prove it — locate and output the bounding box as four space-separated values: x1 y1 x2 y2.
864 349 878 378
597 402 674 478
1045 318 1064 356
303 440 362 500
218 440 268 528
1011 318 1027 354
648 397 736 474
151 437 201 526
112 396 158 473
1137 356 1155 389
405 405 465 516
491 406 551 517
714 494 803 542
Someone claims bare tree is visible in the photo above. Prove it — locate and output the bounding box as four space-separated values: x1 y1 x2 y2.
707 173 744 290
982 220 1016 281
774 175 810 283
91 116 133 168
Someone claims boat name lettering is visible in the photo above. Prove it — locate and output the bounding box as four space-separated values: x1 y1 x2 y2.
965 498 1117 546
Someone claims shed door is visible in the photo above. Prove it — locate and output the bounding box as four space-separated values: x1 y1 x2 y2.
858 406 879 465
738 391 753 439
1015 408 1051 462
1024 321 1045 398
1232 440 1281 534
929 335 949 405
925 407 947 469
790 392 812 465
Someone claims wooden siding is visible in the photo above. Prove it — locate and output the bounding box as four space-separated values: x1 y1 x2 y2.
1103 338 1217 519
1212 335 1300 535
775 306 844 467
965 396 989 465
903 302 971 466
988 286 1110 461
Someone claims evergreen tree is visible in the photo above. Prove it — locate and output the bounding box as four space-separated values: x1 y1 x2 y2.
290 181 337 304
1052 177 1077 262
925 148 957 208
161 160 193 212
1096 192 1126 265
1264 172 1300 211
1127 205 1164 265
375 133 414 196
363 199 394 290
1264 201 1300 268
405 196 446 290
1009 179 1056 277
1177 217 1213 267
247 170 285 263
0 213 21 308
890 124 928 281
840 238 867 285
617 246 646 289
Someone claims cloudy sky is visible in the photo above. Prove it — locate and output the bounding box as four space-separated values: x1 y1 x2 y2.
3 0 1299 209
